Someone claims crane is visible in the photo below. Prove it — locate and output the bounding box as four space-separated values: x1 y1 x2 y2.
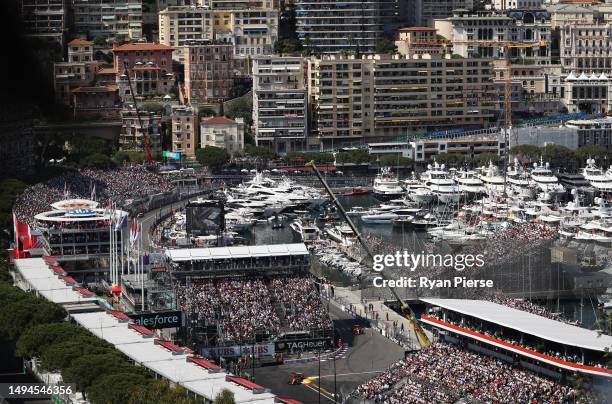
306 161 430 348
123 61 154 163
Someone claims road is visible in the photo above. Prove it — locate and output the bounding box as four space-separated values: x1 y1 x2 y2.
255 303 405 404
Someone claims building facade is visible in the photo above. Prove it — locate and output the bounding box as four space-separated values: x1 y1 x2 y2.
253 56 307 154
54 39 98 105
120 106 162 152
417 0 474 27
200 116 244 153
308 54 497 149
212 9 278 56
184 43 234 105
295 0 383 55
158 5 214 62
436 10 551 65
72 0 143 39
395 27 445 58
171 105 198 158
21 0 66 45
565 117 612 149
112 43 174 100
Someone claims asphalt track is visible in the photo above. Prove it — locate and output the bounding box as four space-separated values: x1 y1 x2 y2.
255 303 405 404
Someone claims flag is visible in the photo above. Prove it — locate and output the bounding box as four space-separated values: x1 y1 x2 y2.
130 221 141 247
114 213 126 231
91 184 96 201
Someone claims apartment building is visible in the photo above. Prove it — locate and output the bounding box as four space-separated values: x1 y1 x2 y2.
71 86 120 119
416 0 474 27
308 54 496 149
565 117 612 149
54 39 98 105
211 0 277 8
493 0 543 11
171 105 198 158
112 43 174 100
21 0 67 45
213 9 278 56
72 0 142 39
395 27 445 58
184 43 234 105
252 56 307 154
120 106 162 152
158 6 213 62
435 10 551 65
295 0 383 55
410 134 504 161
67 39 94 62
200 116 244 154
547 4 594 28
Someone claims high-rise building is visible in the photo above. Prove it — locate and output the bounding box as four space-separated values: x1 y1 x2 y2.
184 43 234 105
158 6 214 62
295 0 383 55
253 56 307 153
211 0 277 8
72 0 143 39
21 0 67 45
120 106 162 151
171 105 198 158
309 54 496 149
212 9 278 56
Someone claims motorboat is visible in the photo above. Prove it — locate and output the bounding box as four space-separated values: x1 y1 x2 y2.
582 158 612 193
478 161 506 197
372 167 404 201
289 218 319 242
361 210 399 224
529 158 565 201
325 224 357 246
402 173 435 205
343 187 370 196
420 162 461 204
454 169 486 196
506 159 534 199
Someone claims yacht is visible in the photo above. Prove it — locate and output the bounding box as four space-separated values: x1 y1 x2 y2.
289 218 319 242
420 162 461 204
454 169 486 196
582 158 612 193
403 179 435 205
325 224 357 247
506 159 534 199
372 167 404 201
530 159 565 201
225 208 255 233
361 210 399 224
478 161 506 196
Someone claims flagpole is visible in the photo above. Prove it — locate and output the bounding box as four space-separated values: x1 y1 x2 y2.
140 220 145 312
108 210 113 286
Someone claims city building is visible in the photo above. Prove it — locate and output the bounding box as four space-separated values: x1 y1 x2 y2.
308 54 496 149
184 43 234 105
171 105 198 158
212 9 278 56
295 0 383 55
120 106 162 152
211 0 277 9
493 0 544 11
112 43 174 100
560 24 612 75
252 56 307 154
20 0 67 45
72 0 143 39
67 38 94 62
547 4 594 28
395 27 445 58
54 39 98 105
416 0 474 27
200 116 244 153
158 6 214 62
435 10 551 65
71 85 120 119
565 117 612 149
409 134 505 161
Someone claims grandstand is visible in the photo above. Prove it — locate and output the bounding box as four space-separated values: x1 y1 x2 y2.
165 244 333 355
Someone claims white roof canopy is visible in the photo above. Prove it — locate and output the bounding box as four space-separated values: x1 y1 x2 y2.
165 243 309 262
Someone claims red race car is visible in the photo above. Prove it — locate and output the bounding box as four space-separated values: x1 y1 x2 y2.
352 325 364 335
289 373 305 385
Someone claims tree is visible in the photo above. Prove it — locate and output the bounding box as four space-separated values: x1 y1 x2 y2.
0 297 66 340
63 352 135 392
379 155 412 166
335 150 370 164
274 38 302 55
196 146 229 169
16 323 90 359
541 144 579 171
214 389 236 404
198 107 216 119
128 381 198 404
510 144 541 162
244 145 276 160
40 338 115 372
79 153 116 169
142 102 164 114
376 39 397 55
93 36 107 46
432 153 466 167
473 152 501 167
575 145 611 166
87 372 150 404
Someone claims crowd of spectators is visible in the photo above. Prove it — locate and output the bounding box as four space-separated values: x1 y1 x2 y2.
357 342 577 403
175 275 332 344
484 295 578 325
14 167 174 225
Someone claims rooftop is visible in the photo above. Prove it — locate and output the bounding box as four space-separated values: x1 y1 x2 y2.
113 43 174 52
202 116 238 125
68 38 93 46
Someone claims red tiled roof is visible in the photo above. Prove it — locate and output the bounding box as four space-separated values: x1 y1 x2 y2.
113 43 174 52
97 67 117 75
69 38 93 46
399 27 437 31
202 116 237 125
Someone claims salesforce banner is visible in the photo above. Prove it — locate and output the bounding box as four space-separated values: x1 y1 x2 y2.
129 310 183 329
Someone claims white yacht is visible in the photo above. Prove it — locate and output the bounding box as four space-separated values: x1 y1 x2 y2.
454 169 486 196
361 210 399 224
225 208 255 232
530 159 565 201
372 167 404 201
289 218 319 242
325 224 356 247
478 161 506 196
420 162 461 204
506 159 534 199
582 158 612 193
402 174 435 205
